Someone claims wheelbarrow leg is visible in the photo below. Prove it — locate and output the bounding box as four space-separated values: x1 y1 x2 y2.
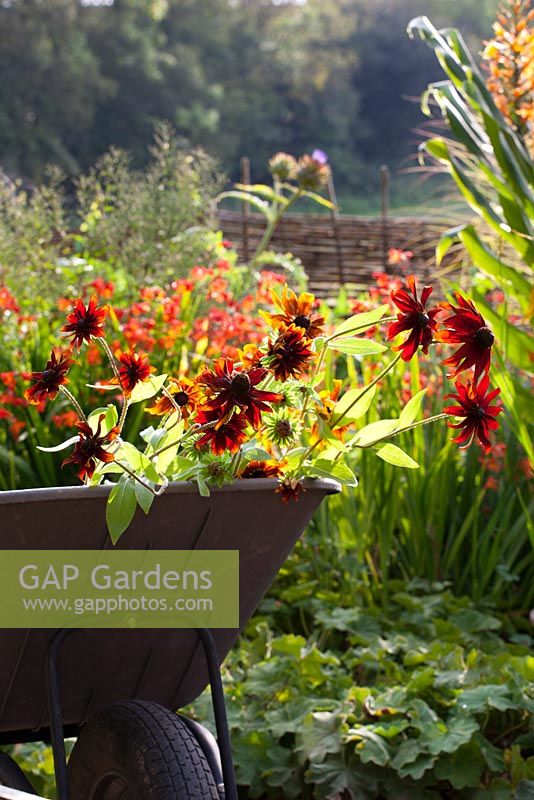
195 629 238 800
45 629 72 800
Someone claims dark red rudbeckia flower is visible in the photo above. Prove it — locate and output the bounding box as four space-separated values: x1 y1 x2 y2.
387 276 440 361
276 478 305 504
443 373 502 454
115 350 155 396
435 293 494 381
61 295 108 348
240 460 282 479
62 414 120 481
264 324 314 381
195 407 248 455
198 358 283 429
25 349 73 404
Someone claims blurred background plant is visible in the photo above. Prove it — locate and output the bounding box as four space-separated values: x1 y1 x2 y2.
0 125 222 309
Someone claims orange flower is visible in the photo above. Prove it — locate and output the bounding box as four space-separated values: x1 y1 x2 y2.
240 461 282 479
266 287 325 339
146 376 202 419
114 350 155 396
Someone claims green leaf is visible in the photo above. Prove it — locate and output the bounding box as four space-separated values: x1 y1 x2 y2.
331 305 390 338
217 190 273 220
352 419 400 447
134 480 155 515
296 711 342 762
327 338 387 356
435 742 485 789
459 225 532 310
333 385 377 424
309 458 358 486
116 441 161 483
37 435 80 453
87 404 119 434
348 727 391 766
129 374 168 405
300 190 335 209
399 389 427 427
106 475 137 544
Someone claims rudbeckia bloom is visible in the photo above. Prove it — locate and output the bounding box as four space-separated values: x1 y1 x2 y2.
443 373 502 453
198 358 283 429
240 461 282 479
25 350 73 404
195 407 248 455
265 324 314 381
267 287 325 339
387 276 440 361
115 350 155 396
276 477 305 503
147 376 201 419
61 296 108 348
62 414 120 481
436 293 494 381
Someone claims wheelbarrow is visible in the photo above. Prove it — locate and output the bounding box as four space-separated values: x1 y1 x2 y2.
0 478 339 799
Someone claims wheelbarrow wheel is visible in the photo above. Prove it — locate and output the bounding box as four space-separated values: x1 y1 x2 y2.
0 752 37 793
68 701 220 799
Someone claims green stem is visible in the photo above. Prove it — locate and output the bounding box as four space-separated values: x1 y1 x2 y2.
97 337 122 387
330 352 403 430
251 190 301 266
326 316 397 343
150 420 217 460
59 386 88 424
351 413 450 450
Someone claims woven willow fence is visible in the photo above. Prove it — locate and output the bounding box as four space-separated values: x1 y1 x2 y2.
216 209 461 297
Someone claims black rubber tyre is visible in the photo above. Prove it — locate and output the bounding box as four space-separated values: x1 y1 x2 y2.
0 751 37 793
68 700 220 800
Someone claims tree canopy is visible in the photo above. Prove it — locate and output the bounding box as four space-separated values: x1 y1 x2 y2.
0 0 499 194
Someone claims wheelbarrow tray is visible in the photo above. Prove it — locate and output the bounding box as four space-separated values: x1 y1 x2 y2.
0 478 338 743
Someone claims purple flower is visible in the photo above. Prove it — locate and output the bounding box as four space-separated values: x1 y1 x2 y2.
312 149 328 164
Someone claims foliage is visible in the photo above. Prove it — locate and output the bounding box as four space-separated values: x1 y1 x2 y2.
0 0 499 197
188 533 534 799
0 128 221 308
409 15 534 464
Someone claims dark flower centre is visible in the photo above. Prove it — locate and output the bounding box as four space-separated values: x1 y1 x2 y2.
474 405 486 420
231 372 252 403
418 312 430 328
293 314 311 331
41 368 57 385
173 390 189 407
274 419 293 439
474 326 494 349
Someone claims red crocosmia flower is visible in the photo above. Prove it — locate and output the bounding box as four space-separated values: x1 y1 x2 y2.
276 478 305 504
265 324 314 381
62 414 120 481
115 350 155 396
240 461 282 479
194 408 248 455
436 293 494 381
387 275 440 361
198 358 283 429
24 350 73 405
61 295 108 347
443 373 503 454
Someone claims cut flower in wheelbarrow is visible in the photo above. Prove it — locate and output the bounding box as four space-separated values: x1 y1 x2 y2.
25 276 503 543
